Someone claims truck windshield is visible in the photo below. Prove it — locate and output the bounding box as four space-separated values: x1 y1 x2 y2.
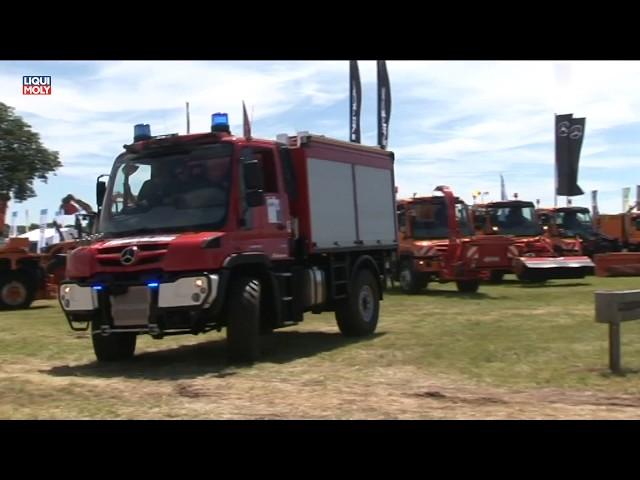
556 210 594 237
410 199 473 239
100 144 233 235
488 205 542 236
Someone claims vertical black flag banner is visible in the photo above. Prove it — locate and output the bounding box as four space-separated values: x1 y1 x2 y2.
377 60 391 149
555 113 585 196
349 61 362 143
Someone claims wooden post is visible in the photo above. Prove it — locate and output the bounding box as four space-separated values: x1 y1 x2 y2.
609 322 622 374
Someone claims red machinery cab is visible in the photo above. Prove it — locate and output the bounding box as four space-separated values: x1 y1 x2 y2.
472 200 594 282
394 186 512 293
536 206 619 258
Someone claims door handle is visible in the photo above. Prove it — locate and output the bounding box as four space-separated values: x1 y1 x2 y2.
276 224 286 231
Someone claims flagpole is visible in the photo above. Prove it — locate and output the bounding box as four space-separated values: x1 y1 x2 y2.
186 102 190 134
554 113 558 208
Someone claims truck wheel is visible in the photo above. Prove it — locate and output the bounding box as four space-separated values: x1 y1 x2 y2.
335 269 379 337
456 279 480 293
0 272 36 310
91 319 137 362
489 271 504 283
399 260 427 294
226 276 261 363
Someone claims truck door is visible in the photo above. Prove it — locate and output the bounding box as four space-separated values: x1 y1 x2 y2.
236 146 291 259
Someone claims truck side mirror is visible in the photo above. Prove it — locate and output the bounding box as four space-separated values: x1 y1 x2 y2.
96 180 107 209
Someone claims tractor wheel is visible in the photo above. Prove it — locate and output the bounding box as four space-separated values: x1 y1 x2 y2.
456 279 480 293
398 260 428 294
226 276 261 364
0 271 36 310
335 269 380 337
91 317 137 362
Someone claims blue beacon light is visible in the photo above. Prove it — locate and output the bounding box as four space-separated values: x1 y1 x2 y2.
134 124 152 142
211 113 230 133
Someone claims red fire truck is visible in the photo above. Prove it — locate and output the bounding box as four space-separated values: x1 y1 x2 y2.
59 116 398 363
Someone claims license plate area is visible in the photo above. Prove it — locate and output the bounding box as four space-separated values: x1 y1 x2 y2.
110 286 150 327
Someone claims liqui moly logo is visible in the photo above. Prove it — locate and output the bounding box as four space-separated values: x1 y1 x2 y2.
23 76 51 95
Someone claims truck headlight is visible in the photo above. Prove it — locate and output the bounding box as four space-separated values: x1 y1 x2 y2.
158 275 219 308
59 284 98 311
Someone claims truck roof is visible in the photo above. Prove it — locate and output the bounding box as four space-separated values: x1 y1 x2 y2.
476 200 535 209
124 130 393 160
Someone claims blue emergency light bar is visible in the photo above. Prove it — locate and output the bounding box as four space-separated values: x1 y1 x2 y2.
134 124 152 142
211 113 230 133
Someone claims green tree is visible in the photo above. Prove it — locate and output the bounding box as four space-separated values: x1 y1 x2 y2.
0 102 61 235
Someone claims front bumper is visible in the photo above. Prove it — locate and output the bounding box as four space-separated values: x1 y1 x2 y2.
59 271 228 335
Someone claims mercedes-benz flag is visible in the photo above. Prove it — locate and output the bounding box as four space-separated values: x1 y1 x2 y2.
377 60 391 150
555 113 585 197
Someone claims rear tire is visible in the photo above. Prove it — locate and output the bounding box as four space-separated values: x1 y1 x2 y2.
0 271 36 310
456 279 480 293
398 260 428 294
226 276 261 363
335 269 379 337
91 318 137 362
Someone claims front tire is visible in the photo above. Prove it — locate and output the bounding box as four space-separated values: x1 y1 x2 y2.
398 260 428 294
335 269 380 337
456 279 480 293
91 318 137 362
226 276 261 363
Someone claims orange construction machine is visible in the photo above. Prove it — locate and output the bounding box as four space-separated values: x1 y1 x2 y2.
536 206 620 258
597 204 640 252
591 203 640 276
0 237 53 309
394 186 512 293
471 200 594 282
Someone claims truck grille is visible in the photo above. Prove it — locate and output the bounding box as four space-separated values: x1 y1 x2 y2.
96 243 169 267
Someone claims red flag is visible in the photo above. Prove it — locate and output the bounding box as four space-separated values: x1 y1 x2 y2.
243 101 251 139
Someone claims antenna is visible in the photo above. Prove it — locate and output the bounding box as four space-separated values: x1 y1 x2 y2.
186 101 191 134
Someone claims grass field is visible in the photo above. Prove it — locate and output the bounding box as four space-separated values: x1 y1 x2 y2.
2 275 640 419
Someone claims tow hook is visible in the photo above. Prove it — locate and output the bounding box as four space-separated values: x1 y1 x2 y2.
149 324 163 338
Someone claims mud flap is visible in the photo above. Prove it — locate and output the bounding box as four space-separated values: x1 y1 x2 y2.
514 256 594 281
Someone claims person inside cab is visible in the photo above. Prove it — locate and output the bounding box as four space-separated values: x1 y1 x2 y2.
505 207 527 227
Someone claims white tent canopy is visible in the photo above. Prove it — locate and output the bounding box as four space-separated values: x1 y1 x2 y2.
18 227 76 247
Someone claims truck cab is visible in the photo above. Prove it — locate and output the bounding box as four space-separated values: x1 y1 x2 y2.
472 200 594 281
537 206 620 257
394 186 512 293
59 117 398 363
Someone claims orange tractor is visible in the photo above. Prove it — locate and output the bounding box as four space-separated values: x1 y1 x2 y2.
394 186 512 293
536 206 621 258
471 200 594 282
0 237 54 309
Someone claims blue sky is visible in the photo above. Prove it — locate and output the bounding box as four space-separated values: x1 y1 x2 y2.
1 60 639 224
